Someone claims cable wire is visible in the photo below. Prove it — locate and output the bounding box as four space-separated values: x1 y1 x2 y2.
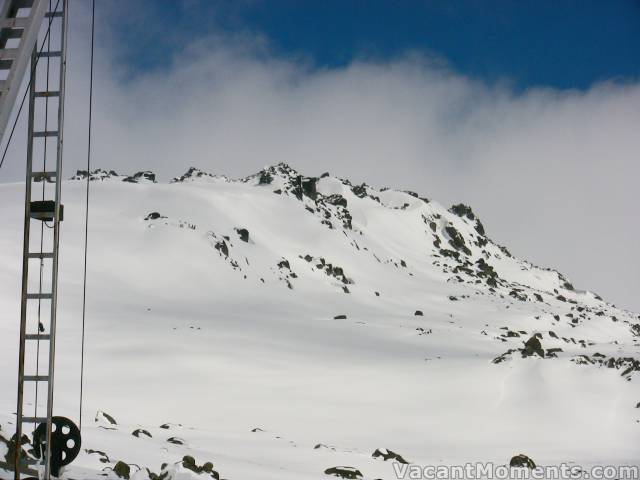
79 0 96 433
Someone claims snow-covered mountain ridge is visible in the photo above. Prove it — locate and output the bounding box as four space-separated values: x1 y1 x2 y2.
0 163 638 479
72 163 636 328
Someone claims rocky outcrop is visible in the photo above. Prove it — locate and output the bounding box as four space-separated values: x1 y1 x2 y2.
95 410 117 426
372 448 408 464
123 171 156 183
70 168 122 181
171 167 224 183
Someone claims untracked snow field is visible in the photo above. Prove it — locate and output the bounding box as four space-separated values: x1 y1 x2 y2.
1 165 639 479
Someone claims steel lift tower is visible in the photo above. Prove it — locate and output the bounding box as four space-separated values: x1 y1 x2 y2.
0 0 80 478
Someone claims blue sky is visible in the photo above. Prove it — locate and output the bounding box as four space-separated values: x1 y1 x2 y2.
109 0 640 90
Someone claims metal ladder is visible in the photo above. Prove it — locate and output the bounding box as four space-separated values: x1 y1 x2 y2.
11 1 68 479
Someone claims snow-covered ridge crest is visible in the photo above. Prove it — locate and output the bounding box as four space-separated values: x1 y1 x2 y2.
170 167 230 184
70 168 156 184
72 163 624 308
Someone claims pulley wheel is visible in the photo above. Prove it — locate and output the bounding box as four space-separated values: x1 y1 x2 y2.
33 416 82 477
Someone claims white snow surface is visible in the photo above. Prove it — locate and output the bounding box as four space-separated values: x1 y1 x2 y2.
0 163 639 479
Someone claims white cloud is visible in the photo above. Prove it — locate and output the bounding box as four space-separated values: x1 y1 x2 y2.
1 3 639 313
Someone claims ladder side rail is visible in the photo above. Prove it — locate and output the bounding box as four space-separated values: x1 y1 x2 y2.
0 0 22 26
0 1 13 23
0 0 47 140
44 1 68 477
13 43 37 480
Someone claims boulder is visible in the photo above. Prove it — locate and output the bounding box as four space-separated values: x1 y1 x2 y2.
510 454 536 469
522 335 545 358
144 212 165 221
325 466 363 479
95 410 117 425
182 455 219 478
113 461 131 479
235 228 249 242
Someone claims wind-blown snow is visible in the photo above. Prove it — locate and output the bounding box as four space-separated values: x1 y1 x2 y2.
0 164 638 479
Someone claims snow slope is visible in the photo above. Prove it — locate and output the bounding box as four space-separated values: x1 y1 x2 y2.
0 164 638 479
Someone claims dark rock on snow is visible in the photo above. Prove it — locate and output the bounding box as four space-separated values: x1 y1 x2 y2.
235 227 250 242
522 334 545 358
510 454 536 469
372 448 409 464
325 466 363 479
113 460 131 479
144 212 166 221
182 455 219 479
132 429 152 438
95 410 117 425
123 171 156 183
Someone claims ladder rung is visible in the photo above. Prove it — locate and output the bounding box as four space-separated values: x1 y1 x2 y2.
34 90 60 97
22 416 48 424
13 0 37 8
28 252 54 259
38 51 61 58
26 293 52 300
0 462 39 476
0 48 19 60
45 11 64 18
2 28 23 40
33 130 58 137
1 17 30 29
30 211 56 220
23 375 49 382
25 334 51 340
